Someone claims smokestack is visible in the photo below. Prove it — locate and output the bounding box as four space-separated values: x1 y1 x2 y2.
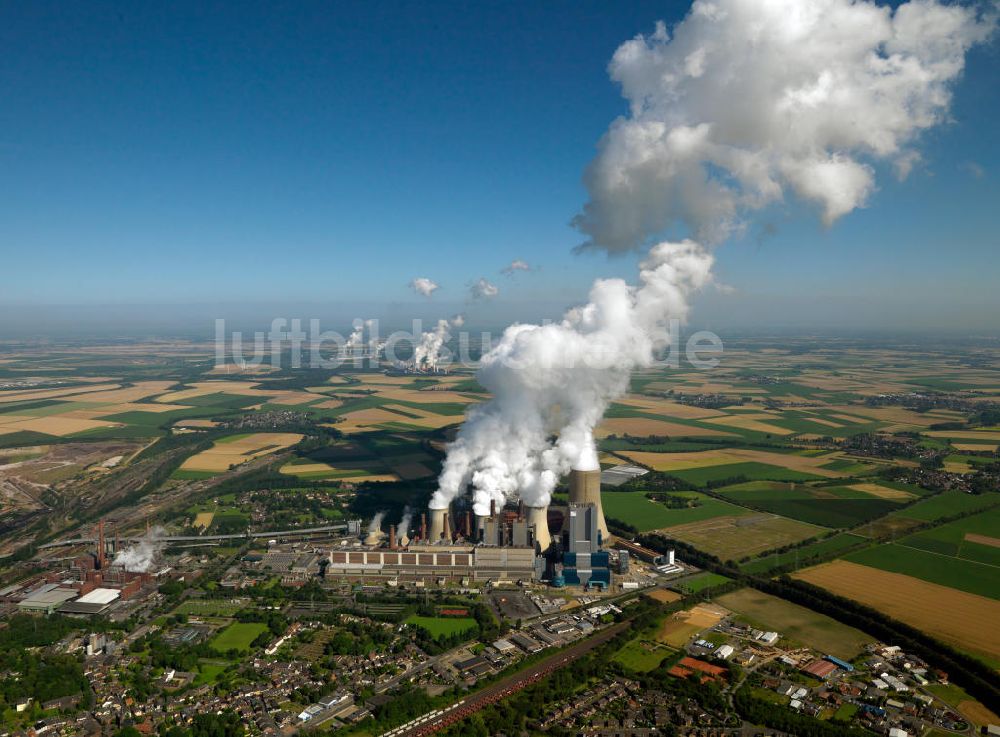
490 499 496 519
526 506 551 552
429 508 447 542
389 525 397 550
420 513 427 542
474 514 487 542
464 510 472 539
443 511 451 541
97 520 106 570
569 469 609 540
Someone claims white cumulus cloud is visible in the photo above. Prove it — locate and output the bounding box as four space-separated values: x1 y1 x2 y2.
409 277 440 297
501 259 531 276
573 0 995 251
469 277 499 300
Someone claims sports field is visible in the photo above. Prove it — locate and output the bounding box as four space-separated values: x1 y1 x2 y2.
793 560 1000 663
404 615 478 640
715 587 873 659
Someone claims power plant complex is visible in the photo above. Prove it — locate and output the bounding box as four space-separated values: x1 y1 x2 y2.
326 468 660 590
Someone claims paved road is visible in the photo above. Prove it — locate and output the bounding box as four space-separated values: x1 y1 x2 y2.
384 620 630 737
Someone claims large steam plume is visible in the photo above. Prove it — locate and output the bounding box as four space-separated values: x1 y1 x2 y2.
113 526 165 573
432 240 714 514
430 0 991 517
414 315 463 370
573 0 995 251
397 506 413 541
367 512 385 535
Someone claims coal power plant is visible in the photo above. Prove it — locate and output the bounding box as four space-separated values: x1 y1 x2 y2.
326 468 631 589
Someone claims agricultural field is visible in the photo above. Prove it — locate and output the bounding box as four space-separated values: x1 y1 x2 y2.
209 622 269 653
715 588 874 660
739 532 867 574
714 480 904 528
842 543 999 600
601 490 749 532
898 506 1000 566
178 432 303 474
661 513 824 560
890 491 1000 522
656 603 728 648
793 560 1000 665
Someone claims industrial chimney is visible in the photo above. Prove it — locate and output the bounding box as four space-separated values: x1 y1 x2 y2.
568 468 609 539
525 506 552 552
96 520 106 570
420 513 427 542
389 525 397 550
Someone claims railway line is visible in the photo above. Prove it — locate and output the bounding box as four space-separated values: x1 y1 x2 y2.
381 620 630 737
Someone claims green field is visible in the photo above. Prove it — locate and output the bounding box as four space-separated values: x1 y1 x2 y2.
740 533 867 574
844 543 1000 600
404 615 478 640
891 491 1000 522
209 622 269 653
602 491 749 532
715 588 873 659
669 462 825 486
612 638 674 672
900 507 1000 567
674 572 731 593
716 481 902 528
171 468 219 480
195 660 229 684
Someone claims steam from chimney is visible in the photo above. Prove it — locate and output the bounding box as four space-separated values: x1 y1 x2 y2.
409 277 440 297
429 0 991 517
397 506 413 542
573 0 995 252
112 526 165 573
414 315 463 370
367 512 385 535
432 240 714 514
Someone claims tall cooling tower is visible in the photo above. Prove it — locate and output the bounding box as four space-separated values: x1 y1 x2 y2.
568 468 609 540
428 508 449 542
525 506 551 552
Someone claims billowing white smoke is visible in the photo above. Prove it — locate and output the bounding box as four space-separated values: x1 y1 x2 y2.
432 241 714 514
413 315 463 370
367 511 385 535
113 526 165 573
397 506 413 540
431 0 991 517
573 0 995 251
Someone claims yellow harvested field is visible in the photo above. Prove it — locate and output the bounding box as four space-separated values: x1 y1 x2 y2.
0 416 121 436
619 448 846 477
264 391 326 405
793 560 1000 661
848 483 916 501
702 414 794 435
309 399 344 409
827 405 956 427
66 381 176 403
344 473 400 483
618 449 742 471
181 433 303 472
94 402 193 415
926 430 1000 441
658 603 727 646
953 443 998 452
174 419 219 428
800 417 843 428
596 418 735 438
965 533 1000 548
371 388 479 405
0 383 121 404
280 462 337 474
958 701 1000 728
646 589 683 604
193 512 214 529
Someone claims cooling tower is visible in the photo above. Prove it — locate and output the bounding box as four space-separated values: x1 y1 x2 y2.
568 468 609 539
364 529 383 546
526 505 551 552
429 508 448 542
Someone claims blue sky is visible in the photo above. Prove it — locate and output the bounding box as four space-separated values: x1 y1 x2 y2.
1 1 997 332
